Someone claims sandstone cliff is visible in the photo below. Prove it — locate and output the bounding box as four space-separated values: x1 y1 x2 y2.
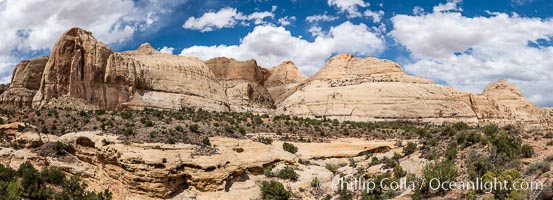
275 54 552 130
31 28 229 111
0 57 48 107
265 61 307 102
205 57 273 112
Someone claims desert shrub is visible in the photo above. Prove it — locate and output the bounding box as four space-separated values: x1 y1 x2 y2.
189 124 199 133
393 165 407 178
52 141 66 156
264 166 274 178
482 170 525 199
525 161 550 175
546 140 553 146
467 154 493 180
483 124 499 136
260 180 291 200
167 138 176 144
202 137 210 146
445 143 458 160
277 166 299 181
521 144 534 158
257 137 273 145
41 166 65 186
455 131 482 147
403 142 417 156
421 160 457 195
282 142 298 154
175 125 184 132
311 177 320 187
452 122 469 131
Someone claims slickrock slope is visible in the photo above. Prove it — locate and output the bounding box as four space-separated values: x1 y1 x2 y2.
205 57 273 112
0 57 48 107
31 28 229 111
276 54 479 124
265 61 307 102
0 130 393 199
465 80 552 129
276 54 552 129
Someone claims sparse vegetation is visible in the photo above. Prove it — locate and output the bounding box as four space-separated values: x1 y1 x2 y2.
282 142 298 154
260 180 291 200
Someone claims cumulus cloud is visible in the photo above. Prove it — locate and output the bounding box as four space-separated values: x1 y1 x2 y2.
181 21 384 75
433 0 462 13
305 14 339 23
183 7 275 32
390 9 553 106
364 10 384 23
0 0 185 83
327 0 369 18
278 16 296 26
158 46 175 54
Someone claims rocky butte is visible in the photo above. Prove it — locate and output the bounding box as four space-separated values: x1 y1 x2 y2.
0 27 551 130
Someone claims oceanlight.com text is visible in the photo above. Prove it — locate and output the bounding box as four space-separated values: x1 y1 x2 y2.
331 177 544 193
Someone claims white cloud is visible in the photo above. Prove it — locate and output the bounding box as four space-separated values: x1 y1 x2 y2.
413 6 425 15
0 0 182 83
433 0 462 13
181 21 384 75
305 14 339 23
183 7 274 32
327 0 369 18
278 16 296 26
390 9 553 106
363 10 384 23
159 46 175 54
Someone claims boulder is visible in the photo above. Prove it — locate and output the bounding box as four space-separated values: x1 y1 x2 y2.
0 57 48 107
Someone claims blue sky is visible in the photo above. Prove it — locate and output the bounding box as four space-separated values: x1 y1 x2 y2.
1 0 553 106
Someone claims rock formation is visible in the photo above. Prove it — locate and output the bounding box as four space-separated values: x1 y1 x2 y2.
275 54 552 130
0 56 48 107
463 80 551 129
205 57 273 112
0 130 393 199
31 28 229 111
264 61 307 102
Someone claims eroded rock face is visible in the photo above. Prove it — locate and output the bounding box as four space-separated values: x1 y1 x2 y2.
276 54 478 124
265 61 307 102
31 28 229 111
276 54 552 129
0 57 48 107
205 57 273 112
0 130 394 199
465 80 552 129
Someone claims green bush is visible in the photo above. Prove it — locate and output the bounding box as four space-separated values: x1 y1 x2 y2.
467 154 493 181
189 124 200 133
483 124 499 136
277 166 299 181
445 143 458 160
260 180 291 200
421 160 457 195
263 166 274 178
521 144 534 158
52 141 65 156
258 137 273 145
403 142 417 156
41 166 65 185
202 137 211 146
525 161 550 175
310 177 320 187
282 142 298 154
